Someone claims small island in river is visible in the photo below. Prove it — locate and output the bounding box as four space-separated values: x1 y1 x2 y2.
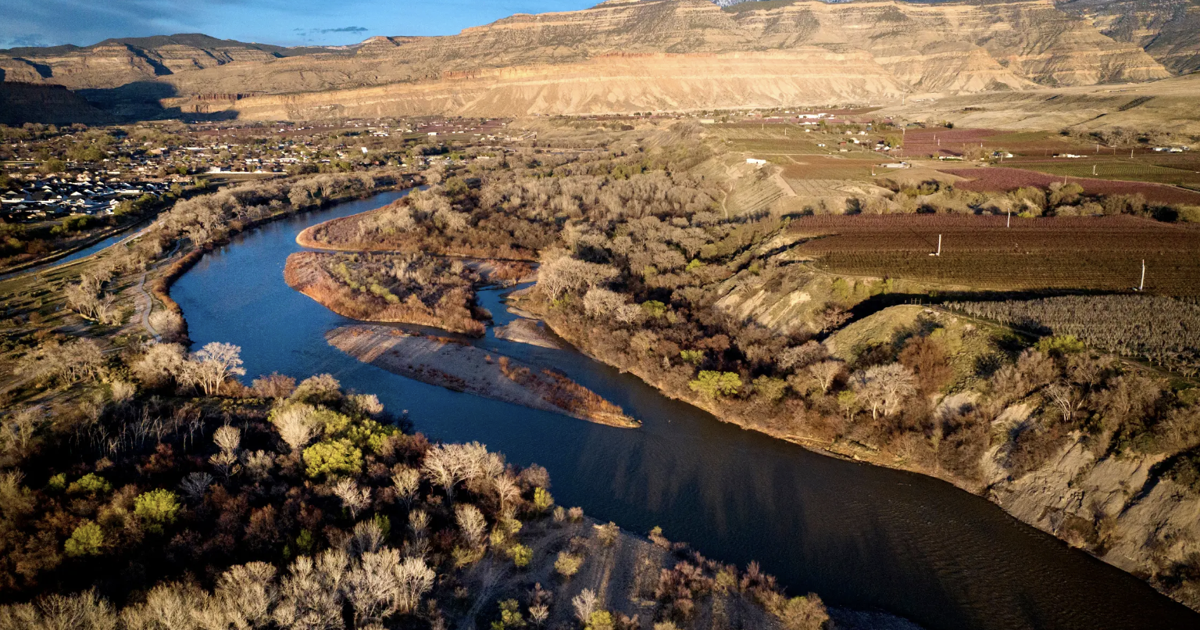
326 325 640 428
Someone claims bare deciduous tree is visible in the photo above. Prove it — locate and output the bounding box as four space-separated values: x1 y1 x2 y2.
273 550 347 630
391 465 420 507
455 504 487 548
332 479 372 520
851 363 918 420
179 472 214 502
187 342 246 396
808 360 844 395
271 404 319 454
572 589 598 624
132 343 188 390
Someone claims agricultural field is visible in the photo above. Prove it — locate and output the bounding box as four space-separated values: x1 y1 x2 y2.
948 295 1200 376
898 128 1093 158
939 166 1200 205
1000 159 1200 188
786 214 1200 296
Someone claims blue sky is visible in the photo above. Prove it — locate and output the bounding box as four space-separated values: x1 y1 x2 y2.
0 0 598 49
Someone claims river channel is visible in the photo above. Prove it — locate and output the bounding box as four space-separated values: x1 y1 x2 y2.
171 189 1200 630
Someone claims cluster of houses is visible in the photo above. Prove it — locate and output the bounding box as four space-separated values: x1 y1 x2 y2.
0 175 168 222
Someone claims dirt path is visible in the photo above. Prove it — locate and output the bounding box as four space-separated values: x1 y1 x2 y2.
134 271 160 342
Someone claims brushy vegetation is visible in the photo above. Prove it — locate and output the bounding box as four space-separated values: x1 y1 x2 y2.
285 251 487 336
949 295 1200 376
0 339 825 629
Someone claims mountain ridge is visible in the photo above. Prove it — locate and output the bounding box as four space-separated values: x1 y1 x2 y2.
1 0 1195 122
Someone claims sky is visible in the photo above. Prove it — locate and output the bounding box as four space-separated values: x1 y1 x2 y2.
0 0 598 49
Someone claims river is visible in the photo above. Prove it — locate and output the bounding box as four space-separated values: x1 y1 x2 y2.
171 190 1200 630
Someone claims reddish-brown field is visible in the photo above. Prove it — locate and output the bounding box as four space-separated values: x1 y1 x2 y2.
787 214 1200 296
899 129 1093 159
940 167 1200 205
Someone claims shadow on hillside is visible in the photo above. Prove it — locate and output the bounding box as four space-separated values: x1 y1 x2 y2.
77 81 238 123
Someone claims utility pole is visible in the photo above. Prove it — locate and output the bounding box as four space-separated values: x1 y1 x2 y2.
1139 259 1146 292
1093 164 1097 176
1007 208 1011 228
930 234 942 257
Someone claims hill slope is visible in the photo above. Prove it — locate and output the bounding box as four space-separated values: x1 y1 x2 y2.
0 0 1186 121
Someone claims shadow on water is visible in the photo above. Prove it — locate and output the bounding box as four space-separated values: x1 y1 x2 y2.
170 190 1200 630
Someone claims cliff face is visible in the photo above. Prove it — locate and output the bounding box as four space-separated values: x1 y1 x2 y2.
0 82 108 125
1057 0 1200 74
0 0 1183 121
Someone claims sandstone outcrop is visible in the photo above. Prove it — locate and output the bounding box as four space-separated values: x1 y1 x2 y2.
0 0 1185 121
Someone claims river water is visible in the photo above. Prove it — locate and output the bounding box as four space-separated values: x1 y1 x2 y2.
171 190 1200 630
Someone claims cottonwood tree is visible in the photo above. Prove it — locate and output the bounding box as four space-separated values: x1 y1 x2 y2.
273 549 347 630
456 504 488 548
807 361 844 394
572 589 598 624
132 343 188 390
187 342 246 396
851 363 918 420
207 562 278 629
0 589 116 629
272 404 319 453
422 442 493 500
20 338 105 386
333 478 372 520
391 465 421 507
537 254 619 299
343 549 434 625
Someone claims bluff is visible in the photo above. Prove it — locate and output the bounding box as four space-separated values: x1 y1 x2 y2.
0 0 1183 121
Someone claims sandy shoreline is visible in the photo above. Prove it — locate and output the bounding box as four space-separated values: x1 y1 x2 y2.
326 325 639 428
494 318 564 349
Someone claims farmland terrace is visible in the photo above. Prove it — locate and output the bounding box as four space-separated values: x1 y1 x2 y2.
786 214 1200 295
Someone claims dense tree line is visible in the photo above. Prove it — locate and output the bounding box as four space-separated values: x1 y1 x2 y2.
1 336 827 629
285 251 487 336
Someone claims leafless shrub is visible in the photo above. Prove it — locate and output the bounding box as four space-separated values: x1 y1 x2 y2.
179 472 214 502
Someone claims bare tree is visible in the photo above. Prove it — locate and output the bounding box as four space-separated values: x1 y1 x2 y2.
851 363 918 420
271 404 319 454
1045 382 1083 424
455 504 487 548
421 444 469 500
391 465 420 507
179 472 214 502
187 342 246 396
273 550 347 630
572 589 598 624
808 361 844 394
0 589 118 630
333 479 372 520
392 556 434 615
205 562 278 630
1 407 45 457
132 343 188 390
119 582 205 630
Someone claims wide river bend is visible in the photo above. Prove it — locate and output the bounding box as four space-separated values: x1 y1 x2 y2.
172 190 1200 630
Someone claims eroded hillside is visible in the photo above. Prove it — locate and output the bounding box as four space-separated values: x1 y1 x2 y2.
0 0 1185 121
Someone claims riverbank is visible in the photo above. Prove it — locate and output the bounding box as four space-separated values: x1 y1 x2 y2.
519 292 1200 611
150 179 416 343
327 325 639 428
